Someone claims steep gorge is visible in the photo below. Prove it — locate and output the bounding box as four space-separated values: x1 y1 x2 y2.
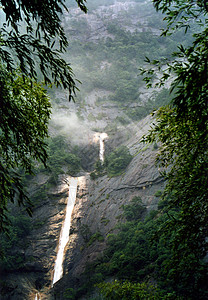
0 115 165 300
0 1 169 299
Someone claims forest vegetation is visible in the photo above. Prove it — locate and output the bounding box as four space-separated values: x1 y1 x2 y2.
0 0 87 234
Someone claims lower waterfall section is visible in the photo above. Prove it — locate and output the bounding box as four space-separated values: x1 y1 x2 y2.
52 177 78 286
35 292 41 300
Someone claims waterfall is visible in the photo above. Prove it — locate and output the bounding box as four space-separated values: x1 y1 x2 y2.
52 177 78 286
35 292 41 300
99 133 108 162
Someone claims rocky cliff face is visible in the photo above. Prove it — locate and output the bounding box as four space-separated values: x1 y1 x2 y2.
0 115 165 300
49 116 165 299
0 176 70 300
63 0 161 43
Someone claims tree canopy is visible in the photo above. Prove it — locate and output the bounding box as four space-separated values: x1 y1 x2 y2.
0 0 87 232
141 0 208 297
0 0 87 94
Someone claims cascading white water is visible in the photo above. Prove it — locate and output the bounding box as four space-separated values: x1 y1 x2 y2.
35 292 41 300
99 133 108 162
52 177 78 286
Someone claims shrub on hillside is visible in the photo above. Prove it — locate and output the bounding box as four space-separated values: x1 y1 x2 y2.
105 146 132 177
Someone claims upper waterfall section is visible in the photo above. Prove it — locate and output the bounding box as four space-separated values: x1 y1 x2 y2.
52 177 78 286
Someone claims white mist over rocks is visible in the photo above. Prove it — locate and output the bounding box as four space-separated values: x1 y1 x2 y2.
50 112 110 156
50 111 91 145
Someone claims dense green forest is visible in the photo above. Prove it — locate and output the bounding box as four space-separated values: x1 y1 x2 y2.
91 145 132 178
72 197 207 299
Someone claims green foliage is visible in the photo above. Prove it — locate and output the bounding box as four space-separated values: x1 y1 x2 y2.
63 287 76 299
115 116 130 125
122 196 146 221
0 213 32 271
80 224 104 247
90 171 98 180
79 194 207 299
153 88 173 108
65 153 81 175
101 218 110 226
90 146 132 179
30 186 48 206
141 1 208 298
90 159 105 179
152 0 207 35
46 135 81 182
87 232 104 247
105 146 132 177
153 142 158 150
154 190 162 198
77 201 172 299
125 106 149 121
0 0 86 233
80 224 92 243
120 88 172 122
0 0 87 95
0 69 51 232
100 211 163 282
97 280 163 300
67 22 187 112
88 112 97 122
144 106 208 298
